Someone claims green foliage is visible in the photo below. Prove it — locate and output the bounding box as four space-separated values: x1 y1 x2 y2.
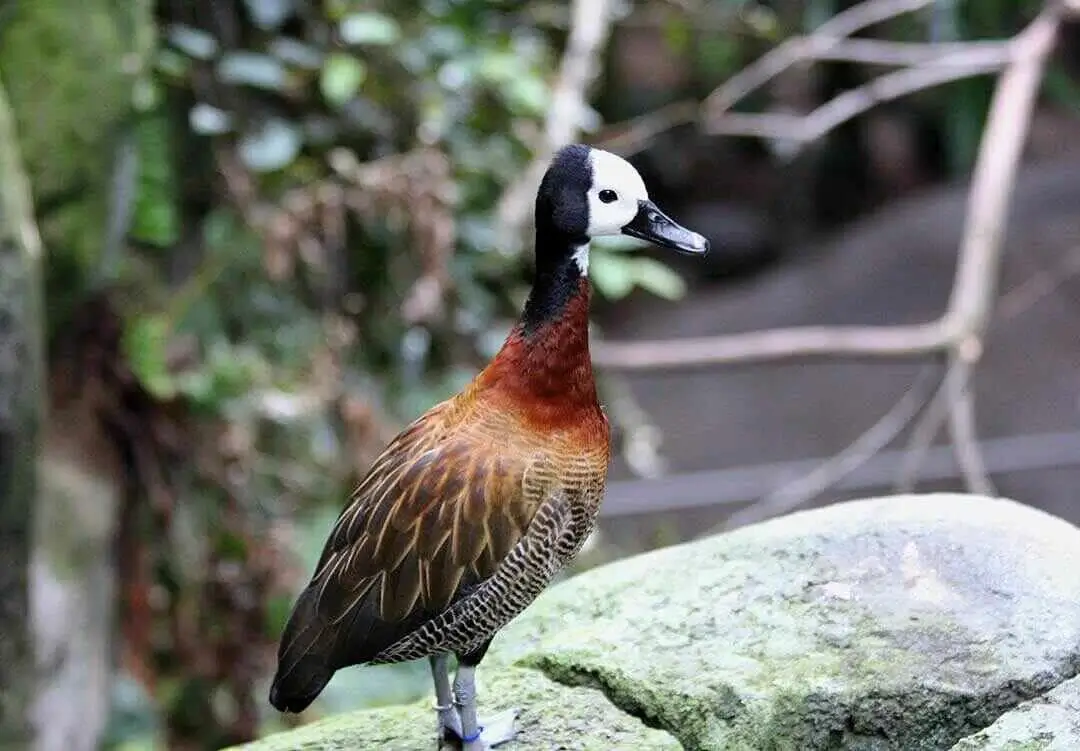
590 237 687 302
320 54 367 106
129 114 181 248
111 1 596 744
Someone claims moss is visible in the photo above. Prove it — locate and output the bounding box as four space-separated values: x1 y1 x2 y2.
0 0 153 271
225 667 680 751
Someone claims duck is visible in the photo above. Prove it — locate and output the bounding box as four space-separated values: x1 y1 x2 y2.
268 143 708 749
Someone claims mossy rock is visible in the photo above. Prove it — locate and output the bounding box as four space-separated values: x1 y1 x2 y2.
237 495 1080 750
951 676 1080 751
229 667 679 750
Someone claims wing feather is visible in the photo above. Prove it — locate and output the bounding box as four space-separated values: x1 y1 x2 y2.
306 403 549 639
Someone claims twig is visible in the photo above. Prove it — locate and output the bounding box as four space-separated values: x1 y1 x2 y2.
719 363 944 531
813 38 1012 66
703 48 1010 142
592 320 954 371
593 1 1009 156
494 0 615 253
592 9 1060 373
997 247 1080 320
933 7 1061 494
591 100 699 157
702 0 938 117
944 358 996 494
593 4 1061 523
945 9 1060 337
894 375 949 491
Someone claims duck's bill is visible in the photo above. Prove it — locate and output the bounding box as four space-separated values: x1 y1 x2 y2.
621 200 709 256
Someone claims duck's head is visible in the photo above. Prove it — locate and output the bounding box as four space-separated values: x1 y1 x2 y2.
535 144 709 267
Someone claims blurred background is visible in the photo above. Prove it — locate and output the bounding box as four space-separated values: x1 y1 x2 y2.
1 0 1079 749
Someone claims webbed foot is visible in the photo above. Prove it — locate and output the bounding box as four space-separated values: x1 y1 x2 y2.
444 708 518 750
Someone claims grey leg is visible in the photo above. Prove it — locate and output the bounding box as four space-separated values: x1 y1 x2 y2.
429 655 463 744
452 664 517 750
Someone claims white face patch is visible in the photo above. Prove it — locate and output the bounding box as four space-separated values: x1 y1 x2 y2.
585 149 649 237
571 244 589 274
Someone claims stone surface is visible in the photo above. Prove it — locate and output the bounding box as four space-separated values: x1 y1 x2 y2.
237 495 1080 750
233 666 679 750
951 676 1080 751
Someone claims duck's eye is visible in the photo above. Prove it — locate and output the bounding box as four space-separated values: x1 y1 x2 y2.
598 189 618 204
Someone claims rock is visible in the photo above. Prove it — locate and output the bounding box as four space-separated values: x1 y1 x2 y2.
951 676 1080 750
236 494 1080 750
232 667 679 750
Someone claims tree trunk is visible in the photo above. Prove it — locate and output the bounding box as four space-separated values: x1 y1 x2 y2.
0 75 45 751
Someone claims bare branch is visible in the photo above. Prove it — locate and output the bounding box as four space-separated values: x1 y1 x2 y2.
813 39 1013 67
592 100 699 157
595 3 1011 156
997 247 1080 320
894 376 949 491
702 0 938 117
592 320 953 371
592 7 1060 374
931 8 1062 495
719 363 944 531
944 358 996 495
945 8 1061 335
593 4 1062 522
703 48 1010 142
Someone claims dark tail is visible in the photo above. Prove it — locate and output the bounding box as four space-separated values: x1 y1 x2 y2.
268 587 335 713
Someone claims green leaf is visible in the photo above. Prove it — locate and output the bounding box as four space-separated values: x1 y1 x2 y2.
589 252 638 300
165 24 219 60
217 52 288 91
269 38 324 70
238 118 302 172
663 17 692 55
123 314 176 398
243 0 294 30
130 115 181 247
320 54 367 106
632 257 687 300
188 103 232 135
340 13 400 46
504 76 548 114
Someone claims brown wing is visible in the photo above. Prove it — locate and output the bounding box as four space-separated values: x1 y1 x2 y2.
311 404 546 628
270 402 593 711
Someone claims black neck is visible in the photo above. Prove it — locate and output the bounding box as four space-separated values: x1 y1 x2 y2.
520 219 587 335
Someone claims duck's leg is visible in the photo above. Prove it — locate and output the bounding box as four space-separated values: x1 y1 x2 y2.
430 654 463 745
453 643 518 751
